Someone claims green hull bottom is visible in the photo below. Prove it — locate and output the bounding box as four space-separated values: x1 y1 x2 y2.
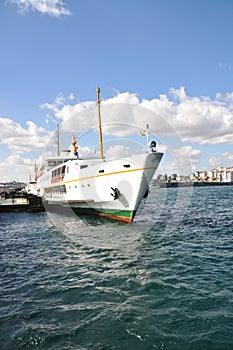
45 201 137 223
71 207 136 223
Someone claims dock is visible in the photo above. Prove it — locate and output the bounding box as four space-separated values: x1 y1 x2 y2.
0 196 44 213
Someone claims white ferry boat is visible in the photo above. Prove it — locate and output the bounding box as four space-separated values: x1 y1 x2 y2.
37 88 163 223
24 180 39 196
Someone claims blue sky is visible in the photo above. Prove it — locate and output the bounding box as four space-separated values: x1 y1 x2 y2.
0 0 233 181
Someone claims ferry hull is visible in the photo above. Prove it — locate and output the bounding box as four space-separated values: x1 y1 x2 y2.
44 200 136 222
39 151 163 223
71 207 136 223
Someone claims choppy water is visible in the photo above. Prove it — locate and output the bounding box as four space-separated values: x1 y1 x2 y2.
1 186 233 349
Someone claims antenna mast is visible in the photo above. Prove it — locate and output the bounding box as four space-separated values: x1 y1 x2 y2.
96 86 104 160
146 123 149 147
56 123 60 156
34 160 37 181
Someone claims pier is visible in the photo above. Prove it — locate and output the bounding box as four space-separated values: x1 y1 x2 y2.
0 196 44 213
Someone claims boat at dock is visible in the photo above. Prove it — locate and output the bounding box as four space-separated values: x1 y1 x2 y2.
24 180 39 196
37 87 163 223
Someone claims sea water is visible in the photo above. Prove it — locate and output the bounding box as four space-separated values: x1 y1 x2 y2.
1 186 233 349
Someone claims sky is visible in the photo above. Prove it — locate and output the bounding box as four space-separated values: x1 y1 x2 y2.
0 0 233 182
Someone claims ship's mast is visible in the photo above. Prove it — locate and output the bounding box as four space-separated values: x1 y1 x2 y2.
56 123 60 156
146 123 149 147
34 160 38 181
96 86 104 160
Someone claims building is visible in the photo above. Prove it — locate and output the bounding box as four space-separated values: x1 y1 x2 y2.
158 164 233 184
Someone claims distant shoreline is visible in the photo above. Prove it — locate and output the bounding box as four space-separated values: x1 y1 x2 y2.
157 181 233 188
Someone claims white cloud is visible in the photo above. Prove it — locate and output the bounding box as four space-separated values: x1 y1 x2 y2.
169 86 188 101
1 87 233 181
7 154 34 166
40 94 73 113
0 155 37 182
209 157 222 168
103 91 139 105
74 145 98 159
164 145 201 175
38 88 233 178
222 152 233 163
141 88 233 145
0 118 51 154
42 87 233 145
10 0 71 17
104 145 131 159
180 145 202 164
207 152 233 170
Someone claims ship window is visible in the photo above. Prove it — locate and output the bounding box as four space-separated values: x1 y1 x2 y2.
62 165 66 174
99 170 104 173
51 185 66 194
80 165 88 169
48 161 56 168
123 164 131 168
66 166 69 173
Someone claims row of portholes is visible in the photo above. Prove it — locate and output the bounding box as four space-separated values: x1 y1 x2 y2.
68 184 91 189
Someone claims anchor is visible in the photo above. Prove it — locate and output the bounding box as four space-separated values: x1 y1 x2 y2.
111 187 121 200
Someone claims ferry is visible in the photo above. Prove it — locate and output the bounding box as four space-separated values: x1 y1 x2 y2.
24 180 39 196
37 88 163 223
